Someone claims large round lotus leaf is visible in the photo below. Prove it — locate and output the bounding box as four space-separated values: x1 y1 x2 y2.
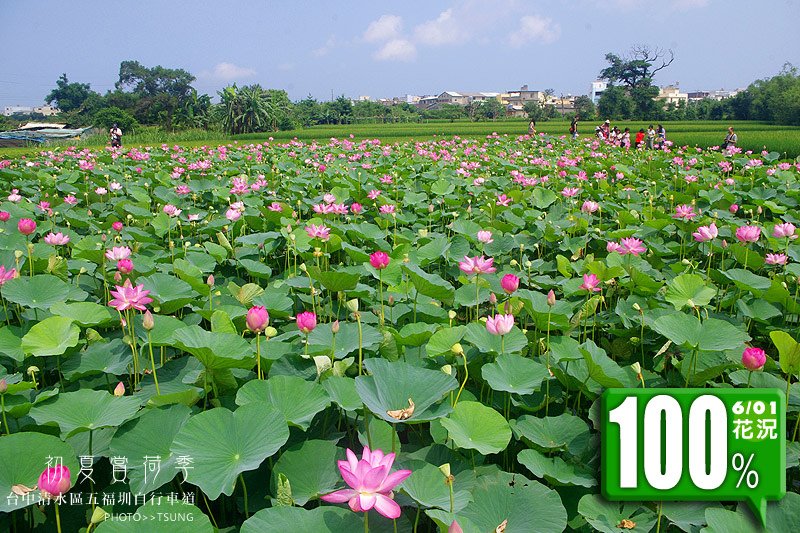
510 414 591 455
463 322 528 355
135 313 189 346
517 448 596 487
0 325 24 362
401 461 472 511
95 500 213 533
665 273 717 310
108 404 191 495
0 432 80 512
444 472 567 533
322 376 361 412
170 402 289 499
355 358 458 423
172 325 254 370
241 506 363 533
21 316 80 357
439 401 511 455
308 321 382 359
659 502 722 532
481 354 549 395
235 375 330 430
138 273 196 313
29 389 142 438
271 440 341 505
50 301 116 327
2 274 85 310
578 494 656 533
61 338 131 379
425 326 467 358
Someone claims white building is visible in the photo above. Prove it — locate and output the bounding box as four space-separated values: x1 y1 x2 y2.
590 81 607 105
3 105 60 116
657 85 688 106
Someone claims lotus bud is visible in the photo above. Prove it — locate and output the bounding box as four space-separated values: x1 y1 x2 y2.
142 310 155 331
90 506 107 525
681 258 691 265
299 263 307 272
448 310 457 320
388 295 395 305
0 379 7 394
451 343 464 356
113 382 125 397
441 365 453 375
631 362 642 375
547 290 556 306
489 293 497 305
346 299 359 312
264 326 277 338
439 463 453 482
509 259 518 267
428 204 435 213
331 320 340 334
14 250 23 260
524 260 532 269
418 229 428 238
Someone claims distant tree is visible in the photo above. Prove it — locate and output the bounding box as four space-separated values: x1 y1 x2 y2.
294 95 323 127
523 101 547 122
327 96 354 124
93 106 138 132
600 45 674 118
478 99 505 120
173 89 212 130
597 85 634 119
573 95 596 120
747 63 800 125
115 60 197 127
45 74 96 112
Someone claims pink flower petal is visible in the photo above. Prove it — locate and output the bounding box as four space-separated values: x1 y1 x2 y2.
348 495 364 513
373 494 402 519
320 489 357 503
378 469 412 493
361 466 388 493
345 449 359 473
339 467 362 490
358 493 377 511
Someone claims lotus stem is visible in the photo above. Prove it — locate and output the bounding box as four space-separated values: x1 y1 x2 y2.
454 349 468 407
147 330 160 395
256 333 262 380
0 393 9 435
54 501 62 533
239 473 249 518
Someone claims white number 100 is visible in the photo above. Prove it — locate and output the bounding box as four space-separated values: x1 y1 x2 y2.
609 394 727 490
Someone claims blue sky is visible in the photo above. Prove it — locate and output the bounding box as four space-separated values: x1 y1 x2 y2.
1 0 798 107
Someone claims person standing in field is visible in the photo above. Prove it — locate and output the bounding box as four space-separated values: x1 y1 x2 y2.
109 123 123 148
721 126 737 150
656 124 666 148
569 114 580 139
528 119 536 136
621 127 631 149
635 128 645 148
646 125 656 149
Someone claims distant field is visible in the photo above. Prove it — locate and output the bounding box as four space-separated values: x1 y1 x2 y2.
2 120 799 158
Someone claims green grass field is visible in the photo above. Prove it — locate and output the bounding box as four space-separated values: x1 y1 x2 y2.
2 120 799 158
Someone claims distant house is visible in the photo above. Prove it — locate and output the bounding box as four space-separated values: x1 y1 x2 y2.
416 95 439 110
590 81 607 105
3 105 59 116
436 91 470 107
687 89 742 101
506 85 546 107
657 85 688 106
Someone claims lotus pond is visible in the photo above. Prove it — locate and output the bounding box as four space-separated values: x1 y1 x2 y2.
0 135 799 532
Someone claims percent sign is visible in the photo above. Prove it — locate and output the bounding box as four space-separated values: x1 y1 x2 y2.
732 453 759 489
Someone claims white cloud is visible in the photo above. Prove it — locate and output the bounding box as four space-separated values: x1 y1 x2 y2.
363 15 403 43
413 9 467 45
200 62 256 82
312 35 337 57
373 39 417 62
509 15 561 47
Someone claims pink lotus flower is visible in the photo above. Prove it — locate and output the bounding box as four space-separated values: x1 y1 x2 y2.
486 314 514 336
320 446 412 519
305 224 331 241
117 259 133 274
38 465 71 500
673 204 697 221
108 279 153 312
501 274 519 294
379 204 396 214
0 211 9 222
765 253 788 265
735 225 760 243
370 251 390 270
772 222 797 240
729 204 739 213
581 201 599 214
95 187 107 195
607 241 623 253
296 311 317 334
113 381 125 396
323 193 336 204
112 221 124 232
163 204 182 217
477 230 494 244
17 218 36 235
7 189 21 202
63 195 78 205
496 194 511 206
741 347 766 371
246 305 269 333
268 202 283 212
561 187 580 198
367 189 381 200
105 246 131 261
44 232 70 246
0 265 17 286
620 237 647 256
692 223 718 242
449 521 464 533
350 203 363 215
547 289 556 306
458 255 496 275
225 207 242 221
580 273 601 292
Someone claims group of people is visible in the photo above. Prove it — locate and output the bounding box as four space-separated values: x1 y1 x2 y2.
594 120 667 150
